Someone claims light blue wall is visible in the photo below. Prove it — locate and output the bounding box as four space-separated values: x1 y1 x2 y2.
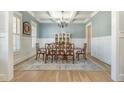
88 11 111 37
38 23 85 38
13 11 40 64
19 11 40 36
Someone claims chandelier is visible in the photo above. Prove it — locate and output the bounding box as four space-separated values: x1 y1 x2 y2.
49 11 75 28
58 21 68 28
57 12 68 28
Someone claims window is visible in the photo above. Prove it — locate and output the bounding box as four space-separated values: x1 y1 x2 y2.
31 21 37 48
13 16 21 52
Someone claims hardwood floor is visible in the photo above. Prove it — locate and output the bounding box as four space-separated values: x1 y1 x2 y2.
12 56 112 82
12 70 112 82
88 55 111 74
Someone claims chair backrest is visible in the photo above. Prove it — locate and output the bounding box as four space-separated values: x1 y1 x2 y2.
66 43 75 55
45 43 53 54
66 43 74 49
52 43 59 49
36 43 40 51
83 43 87 53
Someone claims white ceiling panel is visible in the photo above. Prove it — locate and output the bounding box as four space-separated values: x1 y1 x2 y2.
29 11 96 23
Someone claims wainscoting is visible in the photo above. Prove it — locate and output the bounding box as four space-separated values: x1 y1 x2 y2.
14 36 36 65
37 38 85 48
91 36 111 65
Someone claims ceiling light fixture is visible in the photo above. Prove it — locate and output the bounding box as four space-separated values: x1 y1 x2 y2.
49 11 75 28
57 11 68 28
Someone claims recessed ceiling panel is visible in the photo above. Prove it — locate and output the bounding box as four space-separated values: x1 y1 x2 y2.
30 11 95 23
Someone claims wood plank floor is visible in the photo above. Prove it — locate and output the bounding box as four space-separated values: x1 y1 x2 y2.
12 56 113 82
12 70 112 82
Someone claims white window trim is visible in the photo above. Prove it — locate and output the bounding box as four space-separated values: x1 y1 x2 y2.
13 12 22 55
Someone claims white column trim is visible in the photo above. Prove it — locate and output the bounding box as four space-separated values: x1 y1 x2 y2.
111 11 124 81
85 22 92 42
85 22 92 54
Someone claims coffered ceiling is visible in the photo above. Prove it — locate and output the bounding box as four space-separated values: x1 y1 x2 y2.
29 11 97 23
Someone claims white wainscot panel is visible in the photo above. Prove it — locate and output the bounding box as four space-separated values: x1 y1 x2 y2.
72 38 85 48
14 36 35 65
91 38 98 58
119 37 124 75
91 36 111 65
103 36 111 64
37 38 85 48
37 38 54 47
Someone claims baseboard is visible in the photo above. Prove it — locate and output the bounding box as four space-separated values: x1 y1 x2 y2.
14 52 35 65
91 53 111 66
87 56 104 69
0 74 10 81
118 74 124 81
14 55 36 66
88 55 111 68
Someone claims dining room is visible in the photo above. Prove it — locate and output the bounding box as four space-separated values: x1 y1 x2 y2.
11 11 112 82
1 0 124 92
0 11 116 82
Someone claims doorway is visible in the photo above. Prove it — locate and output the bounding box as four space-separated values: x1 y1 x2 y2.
86 23 92 56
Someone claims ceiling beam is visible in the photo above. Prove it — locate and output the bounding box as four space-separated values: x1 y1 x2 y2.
90 11 99 18
69 11 78 23
32 11 94 24
83 11 99 24
47 11 59 23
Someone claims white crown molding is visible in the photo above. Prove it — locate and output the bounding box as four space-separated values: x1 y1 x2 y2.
27 11 35 17
83 11 99 24
14 11 22 17
39 21 54 23
90 11 99 18
27 11 41 23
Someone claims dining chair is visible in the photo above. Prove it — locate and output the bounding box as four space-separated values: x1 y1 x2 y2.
40 48 46 61
36 43 45 61
52 43 59 62
76 43 87 61
55 43 66 63
66 43 75 64
45 43 54 63
36 43 41 60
